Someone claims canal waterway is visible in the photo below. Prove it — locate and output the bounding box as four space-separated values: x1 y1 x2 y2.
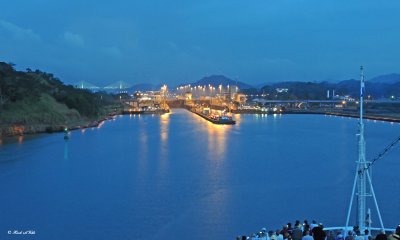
0 109 399 240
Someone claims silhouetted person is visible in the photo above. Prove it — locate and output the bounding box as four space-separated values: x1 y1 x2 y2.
327 230 335 240
345 231 355 240
355 230 364 240
270 230 278 240
388 225 400 240
284 232 291 240
281 226 289 236
335 232 344 240
310 220 318 230
302 230 314 240
303 220 310 234
375 231 387 240
293 224 303 240
312 225 326 240
294 220 301 230
277 229 285 240
288 223 293 235
364 230 371 240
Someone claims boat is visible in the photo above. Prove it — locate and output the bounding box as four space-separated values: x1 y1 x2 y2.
191 108 236 125
219 115 236 124
209 114 236 125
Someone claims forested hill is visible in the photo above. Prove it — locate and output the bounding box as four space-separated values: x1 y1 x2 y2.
0 62 121 136
240 80 400 100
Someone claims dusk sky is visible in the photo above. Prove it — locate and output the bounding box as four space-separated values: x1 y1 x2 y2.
1 0 399 86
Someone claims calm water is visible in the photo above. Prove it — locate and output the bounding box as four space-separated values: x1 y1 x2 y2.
1 109 399 240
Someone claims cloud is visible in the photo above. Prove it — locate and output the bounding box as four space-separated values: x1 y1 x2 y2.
0 20 41 42
63 31 84 46
103 46 122 58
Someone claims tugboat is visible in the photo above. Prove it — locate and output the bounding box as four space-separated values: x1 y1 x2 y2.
209 114 236 125
192 107 236 125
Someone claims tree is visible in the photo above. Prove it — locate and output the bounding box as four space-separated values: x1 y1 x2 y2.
0 86 9 107
8 62 16 71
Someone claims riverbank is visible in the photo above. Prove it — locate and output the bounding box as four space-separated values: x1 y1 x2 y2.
0 96 124 138
283 109 400 123
0 109 171 138
0 62 134 138
0 114 117 138
232 108 400 123
3 107 398 138
122 108 170 115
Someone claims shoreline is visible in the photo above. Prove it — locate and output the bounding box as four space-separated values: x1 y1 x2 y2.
283 110 400 123
231 109 400 123
0 110 171 139
0 116 114 139
2 108 398 139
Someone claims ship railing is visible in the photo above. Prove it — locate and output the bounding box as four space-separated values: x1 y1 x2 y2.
323 226 396 234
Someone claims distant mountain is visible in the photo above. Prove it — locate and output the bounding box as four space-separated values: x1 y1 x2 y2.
260 81 334 100
369 73 400 84
192 75 253 90
252 78 399 100
254 82 271 89
335 79 394 98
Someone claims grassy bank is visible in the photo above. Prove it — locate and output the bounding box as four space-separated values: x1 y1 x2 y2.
0 62 124 137
0 93 121 137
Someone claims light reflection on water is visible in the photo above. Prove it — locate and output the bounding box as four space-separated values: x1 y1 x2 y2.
18 135 23 144
137 116 149 178
158 112 170 178
160 112 170 143
206 121 228 160
0 109 400 240
64 140 68 160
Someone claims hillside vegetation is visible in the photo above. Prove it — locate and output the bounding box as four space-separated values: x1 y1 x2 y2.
240 80 400 100
0 62 122 136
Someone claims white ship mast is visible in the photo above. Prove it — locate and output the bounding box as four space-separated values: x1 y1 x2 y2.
357 65 367 230
345 66 385 233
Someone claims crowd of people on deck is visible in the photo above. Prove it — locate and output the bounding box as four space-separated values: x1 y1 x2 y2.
237 220 400 240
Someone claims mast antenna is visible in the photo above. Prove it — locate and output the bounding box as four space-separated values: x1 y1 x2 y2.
345 66 385 234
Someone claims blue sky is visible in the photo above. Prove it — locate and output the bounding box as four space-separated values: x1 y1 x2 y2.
1 0 399 86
